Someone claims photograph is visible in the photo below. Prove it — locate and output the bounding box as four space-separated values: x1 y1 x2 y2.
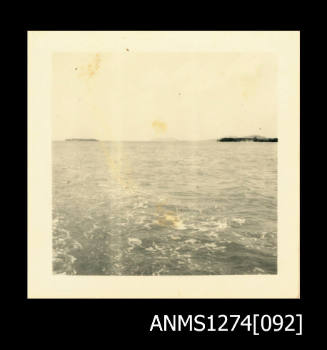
28 31 299 298
52 51 278 276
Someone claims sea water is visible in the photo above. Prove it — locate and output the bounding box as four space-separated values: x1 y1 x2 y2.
53 141 277 275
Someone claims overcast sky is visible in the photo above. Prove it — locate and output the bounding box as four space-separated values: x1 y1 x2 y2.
53 52 277 141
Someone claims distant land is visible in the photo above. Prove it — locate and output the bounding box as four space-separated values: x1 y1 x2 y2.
60 136 277 142
65 138 99 142
217 136 278 142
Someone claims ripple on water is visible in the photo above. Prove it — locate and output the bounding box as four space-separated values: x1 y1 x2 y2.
53 141 277 275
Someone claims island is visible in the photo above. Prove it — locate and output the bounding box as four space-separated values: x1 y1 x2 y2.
217 136 278 142
65 138 99 142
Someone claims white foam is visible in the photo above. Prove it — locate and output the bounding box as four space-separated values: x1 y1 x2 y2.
253 267 265 274
231 217 246 225
133 201 148 210
128 238 142 246
204 243 217 249
216 246 226 251
145 247 156 252
185 239 197 244
169 235 181 240
174 220 186 230
153 243 164 251
216 220 228 231
206 232 218 238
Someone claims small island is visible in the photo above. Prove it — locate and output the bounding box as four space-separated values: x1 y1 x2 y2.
65 138 99 142
217 136 278 142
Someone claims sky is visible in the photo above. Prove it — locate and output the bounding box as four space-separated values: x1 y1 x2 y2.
52 52 277 141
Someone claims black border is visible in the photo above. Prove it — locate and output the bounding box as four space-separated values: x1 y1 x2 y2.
24 26 304 338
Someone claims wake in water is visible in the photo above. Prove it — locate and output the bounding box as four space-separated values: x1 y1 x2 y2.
53 141 277 275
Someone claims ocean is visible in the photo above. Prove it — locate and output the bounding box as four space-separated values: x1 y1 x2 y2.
53 141 277 275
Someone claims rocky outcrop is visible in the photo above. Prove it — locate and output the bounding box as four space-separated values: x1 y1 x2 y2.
217 136 278 142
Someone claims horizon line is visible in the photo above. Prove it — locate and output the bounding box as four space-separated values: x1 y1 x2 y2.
53 135 277 142
53 139 217 142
